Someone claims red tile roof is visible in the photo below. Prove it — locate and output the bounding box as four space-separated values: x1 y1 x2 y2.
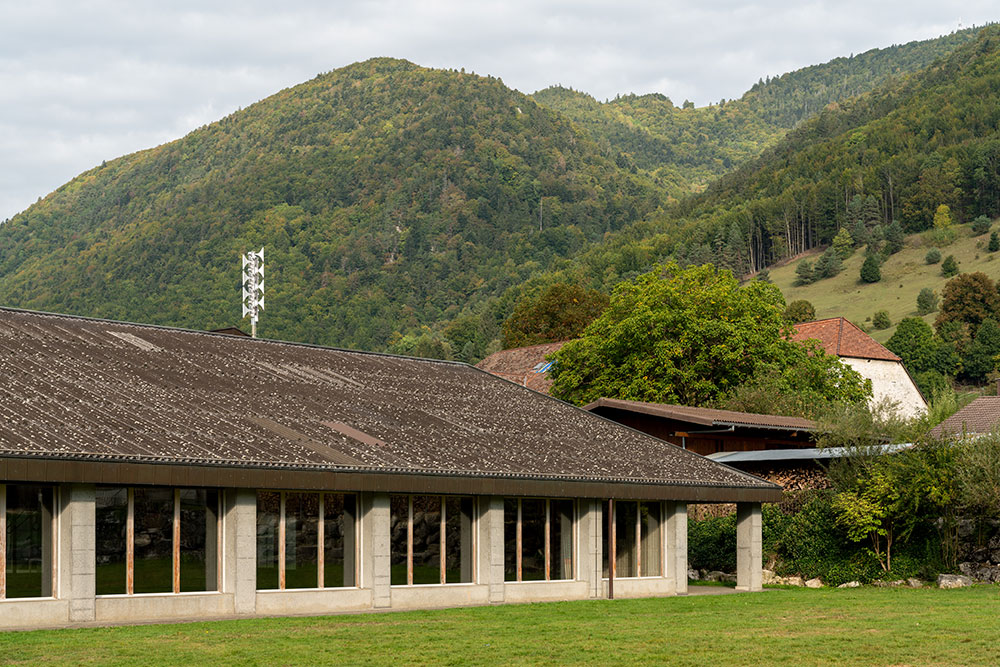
791 317 900 362
928 397 1000 439
475 342 566 394
583 398 817 432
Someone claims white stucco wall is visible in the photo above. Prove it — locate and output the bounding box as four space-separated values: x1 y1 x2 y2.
842 357 927 419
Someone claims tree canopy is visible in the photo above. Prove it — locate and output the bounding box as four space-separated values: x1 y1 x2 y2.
548 263 870 409
501 283 609 348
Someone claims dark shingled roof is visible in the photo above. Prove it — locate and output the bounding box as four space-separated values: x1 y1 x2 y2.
583 399 816 432
791 317 900 362
0 308 777 496
928 397 1000 439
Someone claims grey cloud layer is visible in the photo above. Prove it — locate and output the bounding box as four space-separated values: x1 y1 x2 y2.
1 0 994 220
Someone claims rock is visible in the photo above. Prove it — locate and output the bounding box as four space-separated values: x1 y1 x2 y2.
687 568 699 581
937 574 973 589
872 580 905 587
785 576 805 587
907 578 923 588
837 581 861 588
805 578 823 588
958 562 1000 583
705 570 732 583
761 569 779 585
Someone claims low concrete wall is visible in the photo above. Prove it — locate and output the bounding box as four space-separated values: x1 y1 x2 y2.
389 584 490 610
0 599 69 629
602 577 676 599
255 588 372 616
502 580 590 603
95 593 235 624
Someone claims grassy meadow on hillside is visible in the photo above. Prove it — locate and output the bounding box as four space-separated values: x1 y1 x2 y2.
1 587 999 665
770 222 1000 343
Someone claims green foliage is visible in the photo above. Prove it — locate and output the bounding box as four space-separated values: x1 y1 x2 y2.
925 248 942 264
884 221 905 254
755 268 772 283
935 271 1000 337
972 215 992 235
832 228 854 258
941 254 959 277
814 247 843 279
956 432 1000 519
688 514 736 573
501 283 608 349
794 260 815 286
783 299 816 324
886 317 942 376
913 370 950 399
872 310 891 330
860 254 882 283
549 262 870 408
961 318 1000 383
990 231 1000 252
933 204 954 230
916 287 938 315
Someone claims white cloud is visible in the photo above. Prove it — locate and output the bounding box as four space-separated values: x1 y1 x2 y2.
0 0 996 220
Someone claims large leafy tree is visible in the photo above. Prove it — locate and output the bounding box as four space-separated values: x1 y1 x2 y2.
501 283 609 349
935 272 1000 337
549 263 870 407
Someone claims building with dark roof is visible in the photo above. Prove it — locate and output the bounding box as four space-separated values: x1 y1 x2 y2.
792 317 926 418
0 308 778 628
928 396 1000 439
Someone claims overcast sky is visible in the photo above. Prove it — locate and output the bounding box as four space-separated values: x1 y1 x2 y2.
0 1 995 221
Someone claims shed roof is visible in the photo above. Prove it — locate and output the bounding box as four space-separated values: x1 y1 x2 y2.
583 398 816 432
791 317 900 362
928 397 1000 439
475 342 565 394
0 308 778 500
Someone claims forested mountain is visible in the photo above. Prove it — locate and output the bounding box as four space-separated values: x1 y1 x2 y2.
532 28 982 197
0 59 662 356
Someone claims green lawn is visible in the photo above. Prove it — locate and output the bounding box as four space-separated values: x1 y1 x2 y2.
2 587 999 665
769 223 1000 343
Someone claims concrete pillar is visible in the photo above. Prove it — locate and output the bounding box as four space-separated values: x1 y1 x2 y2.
664 501 688 595
59 483 96 623
363 493 391 608
224 489 257 615
478 496 505 603
736 502 762 592
577 500 603 599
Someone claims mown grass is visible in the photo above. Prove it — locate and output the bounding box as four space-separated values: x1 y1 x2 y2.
2 587 999 665
770 222 1000 343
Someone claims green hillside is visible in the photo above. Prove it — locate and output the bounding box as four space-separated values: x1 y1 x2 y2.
767 221 1000 343
0 59 662 356
532 28 982 197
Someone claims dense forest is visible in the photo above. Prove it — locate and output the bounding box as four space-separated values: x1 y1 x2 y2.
0 27 992 359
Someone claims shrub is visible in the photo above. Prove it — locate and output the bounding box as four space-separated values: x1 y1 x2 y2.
914 369 950 398
872 310 891 329
794 260 815 286
814 248 842 279
916 287 938 315
755 269 771 283
933 204 953 230
688 514 736 573
925 248 942 264
860 254 881 283
972 215 991 236
990 232 999 253
941 255 959 277
784 300 816 324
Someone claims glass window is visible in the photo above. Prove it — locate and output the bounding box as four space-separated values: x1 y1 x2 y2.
95 487 129 595
615 501 638 578
323 493 357 588
256 491 280 590
550 499 574 581
389 495 409 586
640 502 662 577
520 499 546 581
503 498 518 582
132 488 174 594
284 493 320 589
179 489 219 593
444 496 474 584
411 496 442 585
4 486 54 599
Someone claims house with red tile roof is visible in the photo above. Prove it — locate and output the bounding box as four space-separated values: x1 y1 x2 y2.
791 317 927 418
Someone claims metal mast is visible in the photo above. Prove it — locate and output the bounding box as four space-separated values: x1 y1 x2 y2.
241 247 265 338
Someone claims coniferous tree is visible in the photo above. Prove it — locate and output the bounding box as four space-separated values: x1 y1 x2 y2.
941 254 959 277
795 260 816 286
860 254 882 283
832 228 854 258
989 232 999 252
884 220 905 254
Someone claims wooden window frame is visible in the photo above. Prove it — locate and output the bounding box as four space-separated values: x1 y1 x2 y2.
607 500 665 580
268 491 360 591
508 498 576 583
396 494 476 586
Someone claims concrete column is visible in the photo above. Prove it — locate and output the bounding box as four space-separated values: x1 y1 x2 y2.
736 502 762 592
59 483 96 622
363 492 391 608
664 501 688 595
478 496 505 603
577 500 603 599
224 489 257 615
